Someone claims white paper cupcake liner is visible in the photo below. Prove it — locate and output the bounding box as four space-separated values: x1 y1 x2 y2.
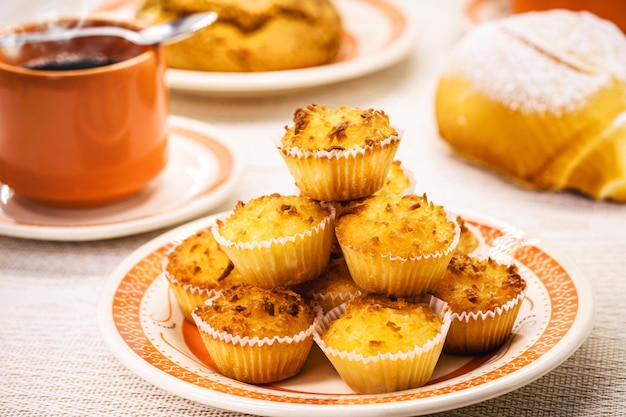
294 159 415 201
445 288 527 355
310 289 363 312
161 247 220 322
192 298 322 383
313 295 451 393
193 295 323 347
276 132 402 201
452 287 526 323
212 203 336 287
340 210 461 297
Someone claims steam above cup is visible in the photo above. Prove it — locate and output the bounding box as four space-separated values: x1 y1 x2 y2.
0 18 169 208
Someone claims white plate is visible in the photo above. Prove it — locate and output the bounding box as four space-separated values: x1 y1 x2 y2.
97 210 595 416
94 0 417 96
0 116 240 241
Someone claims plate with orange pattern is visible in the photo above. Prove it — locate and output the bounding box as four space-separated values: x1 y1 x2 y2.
93 0 416 96
98 210 594 416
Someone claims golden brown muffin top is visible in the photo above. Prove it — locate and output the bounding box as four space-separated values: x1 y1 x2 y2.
322 293 443 355
432 253 527 314
294 251 360 297
335 194 458 258
166 228 244 288
379 160 414 196
455 216 480 255
216 194 333 243
280 104 398 151
193 284 316 338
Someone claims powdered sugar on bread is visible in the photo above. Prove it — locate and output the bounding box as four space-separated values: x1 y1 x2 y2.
444 10 626 115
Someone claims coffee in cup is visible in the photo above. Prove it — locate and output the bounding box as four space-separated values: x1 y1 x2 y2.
0 18 169 208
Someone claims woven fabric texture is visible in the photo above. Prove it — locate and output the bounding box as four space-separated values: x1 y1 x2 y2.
2 0 626 416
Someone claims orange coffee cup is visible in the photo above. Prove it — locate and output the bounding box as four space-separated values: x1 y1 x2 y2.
0 18 169 208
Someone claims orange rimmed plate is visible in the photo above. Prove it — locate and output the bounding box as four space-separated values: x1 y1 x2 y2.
97 210 594 416
0 116 241 241
93 0 417 97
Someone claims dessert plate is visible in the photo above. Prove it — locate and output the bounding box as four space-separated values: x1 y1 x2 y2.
0 116 240 241
94 0 416 96
98 210 595 417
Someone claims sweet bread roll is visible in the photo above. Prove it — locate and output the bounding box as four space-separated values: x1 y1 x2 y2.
136 0 342 72
435 10 626 202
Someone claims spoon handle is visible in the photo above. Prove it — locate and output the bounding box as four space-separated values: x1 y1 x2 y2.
0 26 140 48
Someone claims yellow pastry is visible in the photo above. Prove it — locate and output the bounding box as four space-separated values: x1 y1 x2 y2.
435 10 626 202
293 248 362 312
431 254 527 355
212 194 335 287
314 293 450 394
192 285 319 383
278 104 401 202
329 159 415 217
335 193 459 297
379 159 415 196
455 216 480 255
163 227 244 322
136 0 342 72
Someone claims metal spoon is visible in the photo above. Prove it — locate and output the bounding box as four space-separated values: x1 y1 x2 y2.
0 11 218 47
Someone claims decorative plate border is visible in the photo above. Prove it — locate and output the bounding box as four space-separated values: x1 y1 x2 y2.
99 211 594 415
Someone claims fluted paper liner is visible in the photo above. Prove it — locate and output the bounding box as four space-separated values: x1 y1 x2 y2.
309 289 363 313
339 210 461 297
212 204 335 288
192 297 322 384
161 249 219 323
276 132 401 201
313 295 451 394
325 161 416 218
444 288 527 355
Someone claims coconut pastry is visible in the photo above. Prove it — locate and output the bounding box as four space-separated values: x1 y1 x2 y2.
278 104 401 202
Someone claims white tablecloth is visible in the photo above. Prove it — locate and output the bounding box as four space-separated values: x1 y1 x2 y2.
2 1 626 416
